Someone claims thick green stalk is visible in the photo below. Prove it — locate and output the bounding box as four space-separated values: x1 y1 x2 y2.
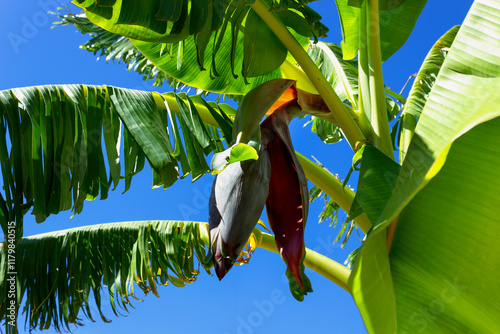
399 113 417 162
199 223 351 291
250 0 365 150
296 153 372 234
258 233 351 292
366 0 394 159
357 2 373 139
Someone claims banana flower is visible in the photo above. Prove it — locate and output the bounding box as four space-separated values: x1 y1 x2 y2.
208 130 271 280
209 80 315 300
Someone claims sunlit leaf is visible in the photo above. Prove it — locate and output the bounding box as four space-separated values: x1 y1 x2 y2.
351 1 500 332
0 85 234 223
335 0 427 61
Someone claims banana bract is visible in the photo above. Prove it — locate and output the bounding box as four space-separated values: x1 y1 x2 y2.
208 129 271 280
262 109 312 301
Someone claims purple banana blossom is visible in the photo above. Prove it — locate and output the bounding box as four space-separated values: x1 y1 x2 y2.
208 130 271 280
208 86 311 299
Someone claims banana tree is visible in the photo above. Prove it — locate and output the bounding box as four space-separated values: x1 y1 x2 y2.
1 0 500 333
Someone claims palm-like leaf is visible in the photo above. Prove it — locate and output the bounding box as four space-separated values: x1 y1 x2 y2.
399 25 460 161
335 0 427 61
72 0 327 94
306 41 400 145
0 220 232 332
73 0 326 43
57 13 245 101
0 85 234 225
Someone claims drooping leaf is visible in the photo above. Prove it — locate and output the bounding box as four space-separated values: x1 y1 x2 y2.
0 85 235 224
73 0 327 43
0 220 264 332
71 1 327 91
243 9 287 78
399 25 460 161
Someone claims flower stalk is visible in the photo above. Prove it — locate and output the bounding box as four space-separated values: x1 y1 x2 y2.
258 233 351 292
250 0 365 151
296 153 372 234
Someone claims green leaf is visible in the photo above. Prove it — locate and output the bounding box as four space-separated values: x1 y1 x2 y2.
349 232 396 333
311 117 343 144
335 0 427 61
243 9 287 77
348 0 408 11
70 1 326 91
0 220 264 332
174 94 214 153
132 33 283 96
398 25 459 160
0 85 235 223
109 87 177 172
74 0 327 43
305 41 401 144
307 41 358 106
354 145 400 225
401 26 460 120
392 117 500 333
348 144 400 334
211 143 259 173
351 1 500 332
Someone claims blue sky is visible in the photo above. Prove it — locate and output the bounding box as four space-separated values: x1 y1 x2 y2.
0 1 473 333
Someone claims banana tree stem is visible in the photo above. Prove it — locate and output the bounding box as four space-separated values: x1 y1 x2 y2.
259 233 351 292
357 2 373 139
250 0 365 151
366 0 394 159
296 153 372 234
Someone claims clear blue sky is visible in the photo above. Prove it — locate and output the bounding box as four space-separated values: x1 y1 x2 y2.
0 1 472 333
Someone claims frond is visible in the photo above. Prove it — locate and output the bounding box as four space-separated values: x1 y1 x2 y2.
55 12 244 103
0 85 234 226
0 220 212 332
66 0 328 96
